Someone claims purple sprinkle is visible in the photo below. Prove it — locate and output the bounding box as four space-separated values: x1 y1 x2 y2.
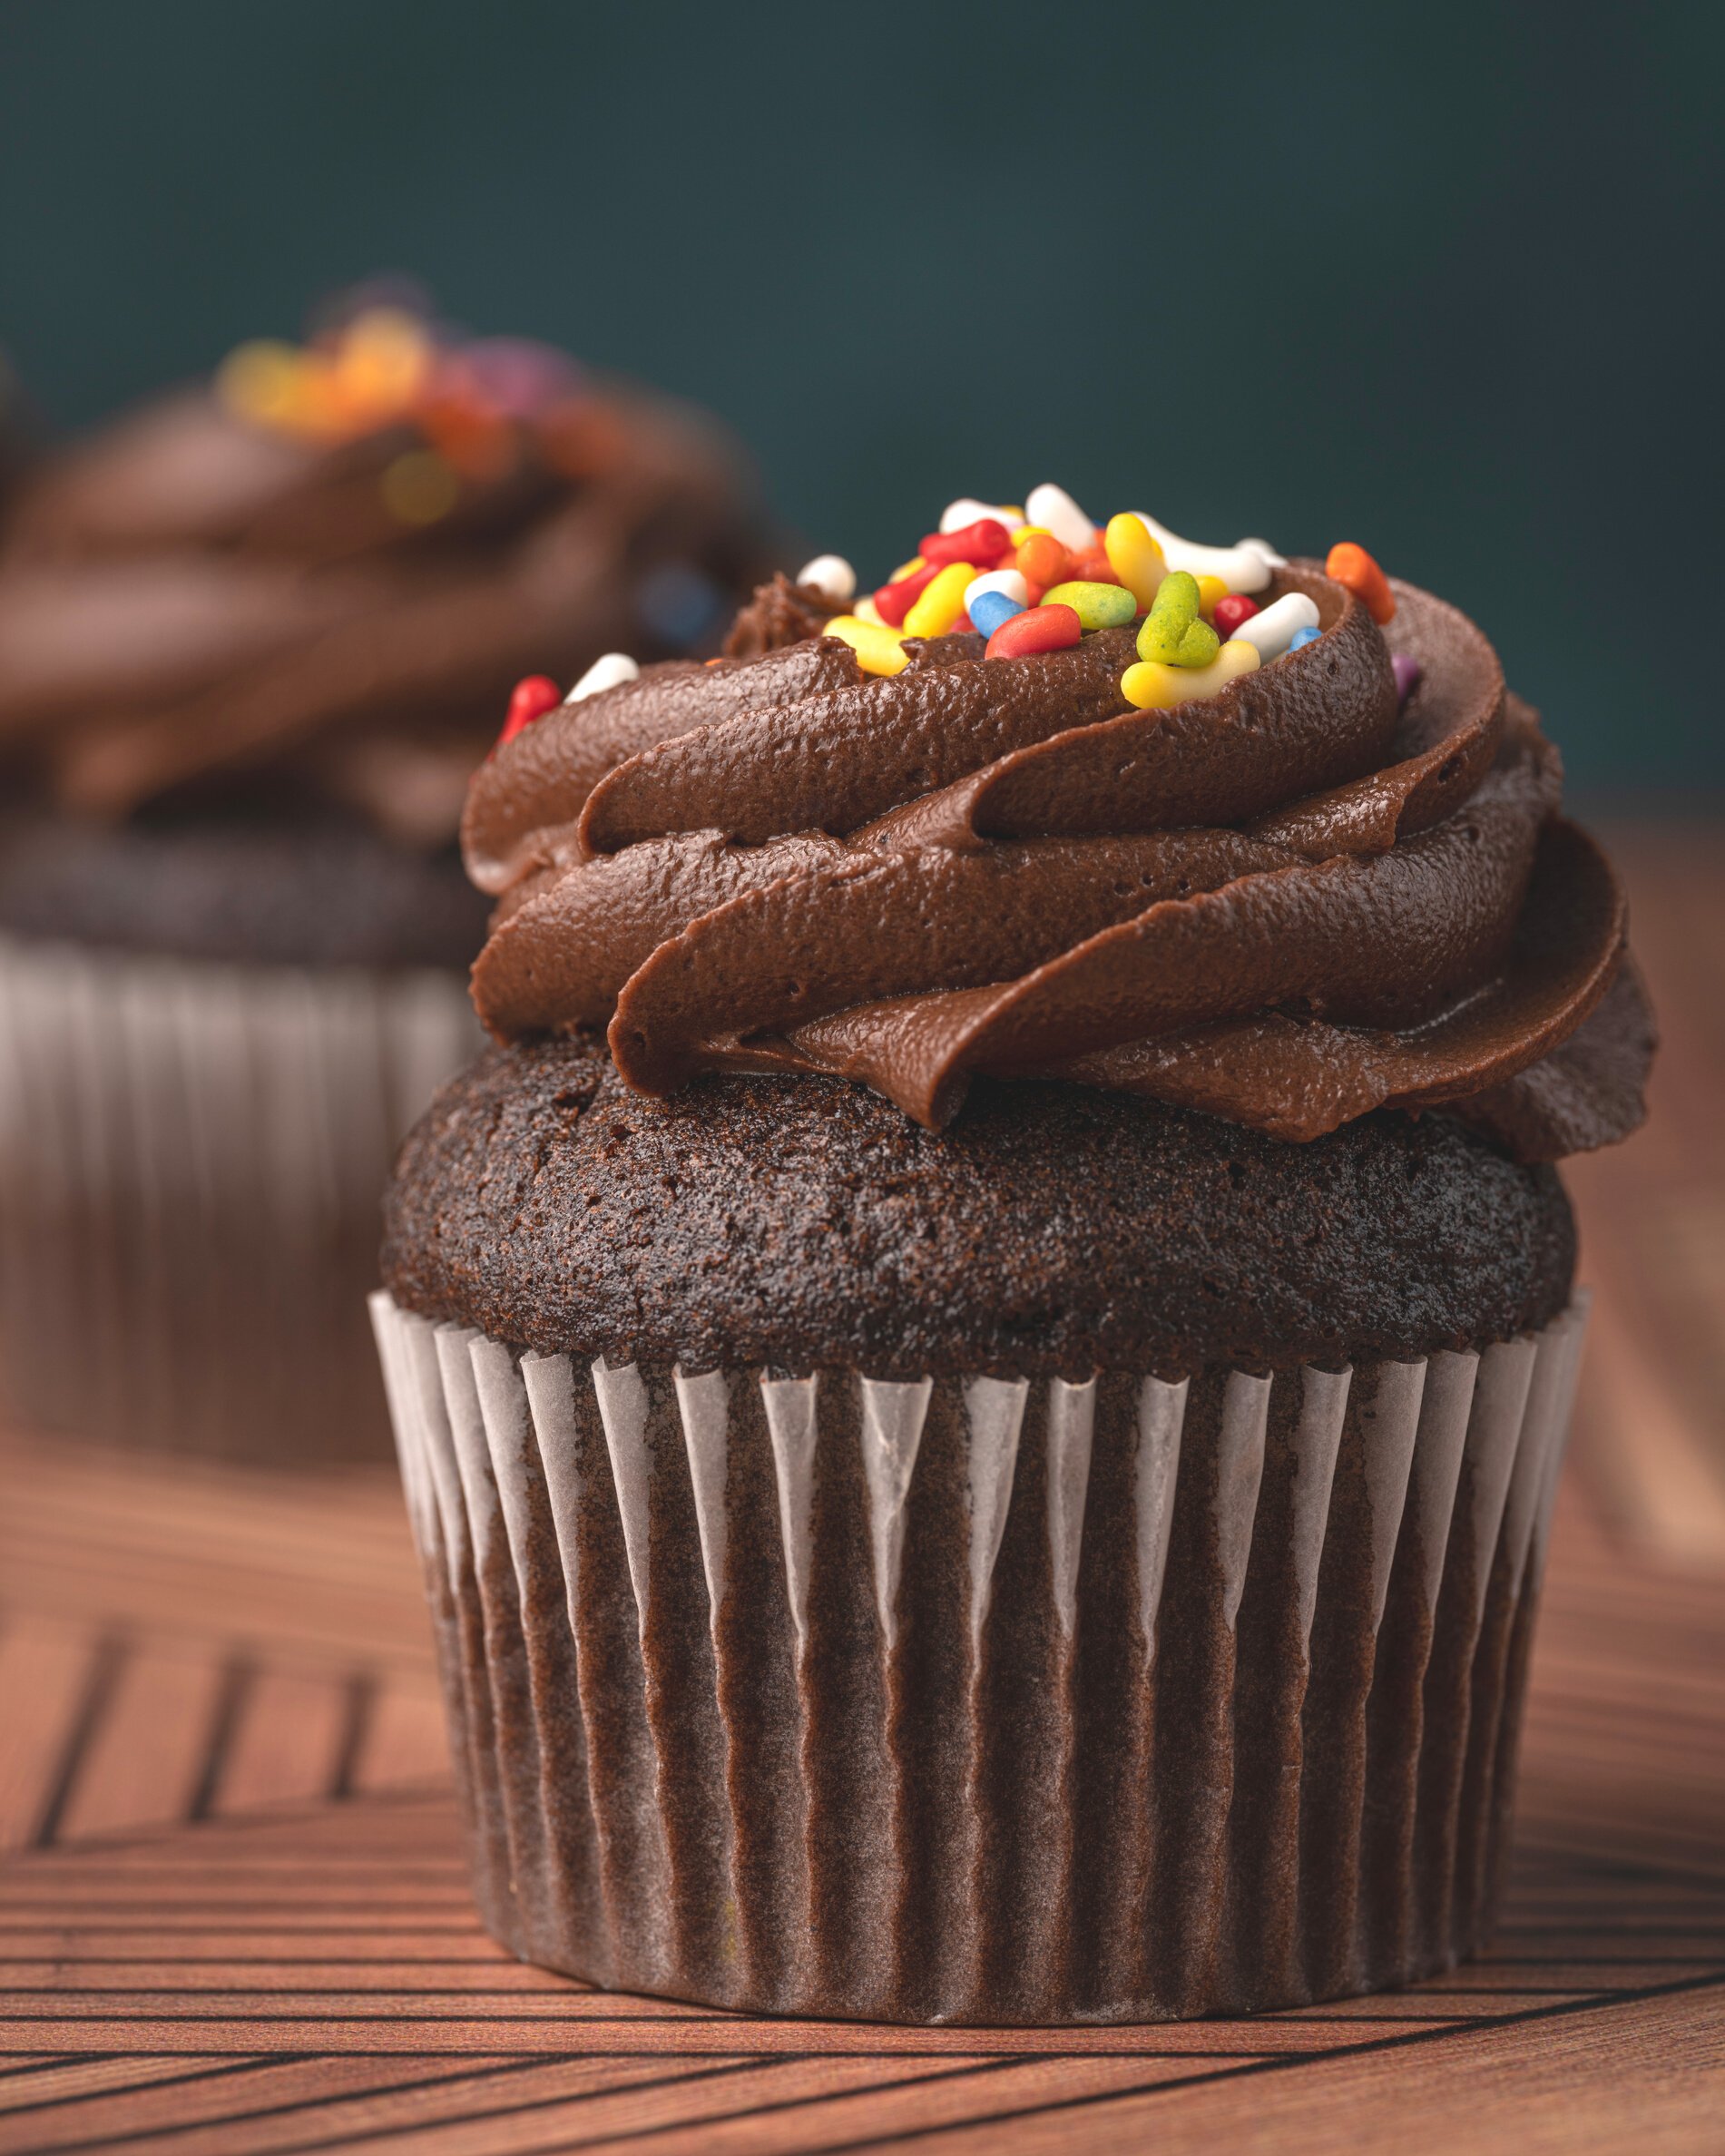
460 337 583 414
1392 652 1423 709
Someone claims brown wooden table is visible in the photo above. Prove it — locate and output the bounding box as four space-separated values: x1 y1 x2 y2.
1 823 1721 2152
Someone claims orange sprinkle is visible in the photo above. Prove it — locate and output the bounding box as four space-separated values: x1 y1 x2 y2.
1325 542 1396 624
1016 532 1071 587
418 396 518 481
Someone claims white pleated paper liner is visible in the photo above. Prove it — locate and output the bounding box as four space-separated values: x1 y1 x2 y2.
0 934 477 1461
371 1289 1588 2025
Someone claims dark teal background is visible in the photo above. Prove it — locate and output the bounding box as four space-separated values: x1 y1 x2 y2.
2 0 1718 788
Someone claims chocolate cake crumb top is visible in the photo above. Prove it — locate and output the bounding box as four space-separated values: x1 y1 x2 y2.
383 1033 1574 1380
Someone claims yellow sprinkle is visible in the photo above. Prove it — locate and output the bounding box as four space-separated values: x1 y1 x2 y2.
1008 525 1051 546
853 593 887 626
889 554 926 583
822 615 910 676
215 340 307 427
902 560 975 639
335 307 433 418
1196 574 1230 620
380 449 461 524
1103 513 1165 610
1120 640 1259 710
288 358 359 438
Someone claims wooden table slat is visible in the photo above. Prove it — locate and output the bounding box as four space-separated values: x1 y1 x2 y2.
208 1665 357 1818
0 1619 100 1852
55 1642 227 1846
354 1676 461 1795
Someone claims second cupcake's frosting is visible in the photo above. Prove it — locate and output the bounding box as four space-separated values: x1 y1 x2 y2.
0 304 769 846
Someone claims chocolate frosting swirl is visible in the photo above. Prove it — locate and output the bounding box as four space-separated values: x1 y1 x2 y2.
463 563 1652 1157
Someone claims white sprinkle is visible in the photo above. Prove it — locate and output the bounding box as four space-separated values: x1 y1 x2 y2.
564 652 640 704
1230 592 1320 662
1024 483 1096 553
964 568 1030 612
939 496 1020 534
795 554 856 607
1130 514 1279 594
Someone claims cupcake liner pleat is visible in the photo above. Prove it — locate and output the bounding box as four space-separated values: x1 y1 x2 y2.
0 934 475 1458
370 1289 1587 2024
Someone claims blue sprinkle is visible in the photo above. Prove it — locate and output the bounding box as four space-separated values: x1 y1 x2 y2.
1288 624 1320 652
635 562 724 647
968 590 1024 639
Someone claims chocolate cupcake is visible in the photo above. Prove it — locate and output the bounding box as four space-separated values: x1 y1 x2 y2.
0 290 772 1459
373 489 1652 2021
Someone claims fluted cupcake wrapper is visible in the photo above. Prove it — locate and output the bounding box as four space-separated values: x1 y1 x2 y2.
370 1289 1587 2024
0 935 476 1460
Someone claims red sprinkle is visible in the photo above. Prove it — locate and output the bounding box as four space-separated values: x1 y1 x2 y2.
1069 542 1118 584
496 673 562 749
1325 542 1396 624
918 517 1011 569
1212 593 1260 637
875 560 942 625
985 603 1083 661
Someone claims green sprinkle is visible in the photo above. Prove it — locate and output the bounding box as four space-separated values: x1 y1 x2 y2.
1136 570 1220 666
1041 580 1137 632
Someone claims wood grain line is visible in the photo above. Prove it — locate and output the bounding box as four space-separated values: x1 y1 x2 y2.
182 1659 252 1827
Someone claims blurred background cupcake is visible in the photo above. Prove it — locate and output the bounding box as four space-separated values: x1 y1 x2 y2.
0 282 776 1462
